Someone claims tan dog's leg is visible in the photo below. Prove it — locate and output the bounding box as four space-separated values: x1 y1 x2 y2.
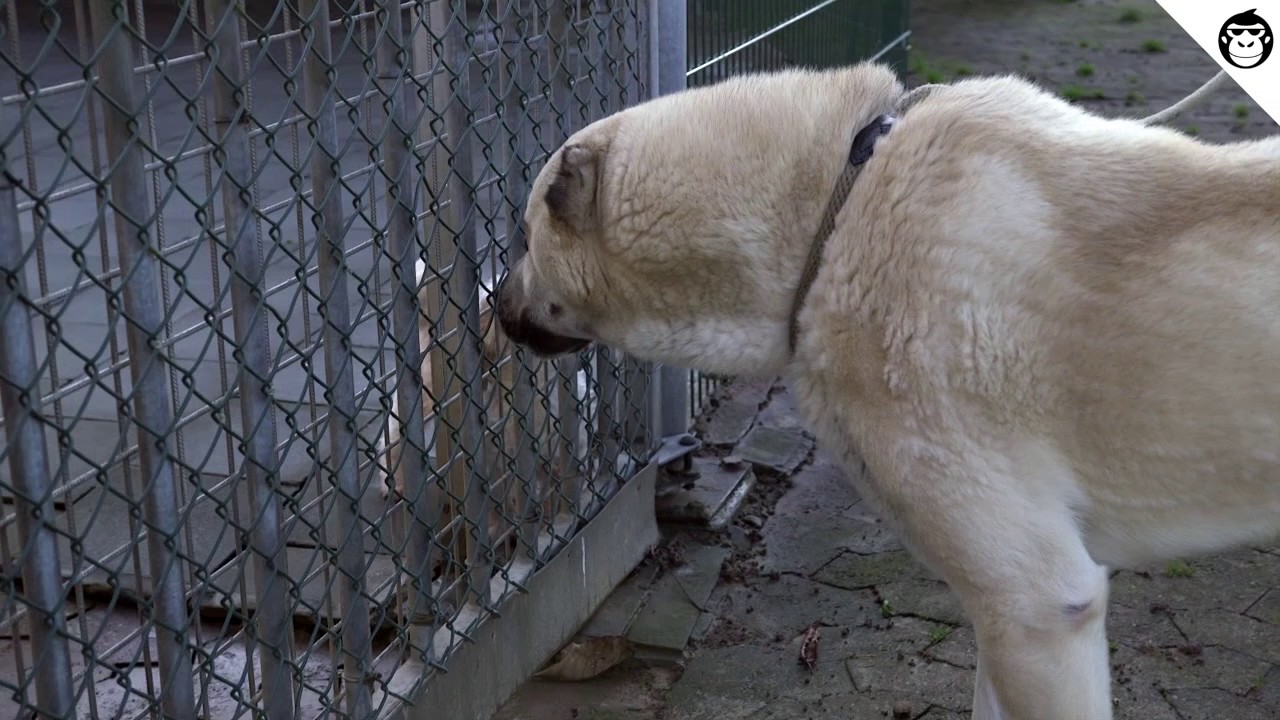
874 454 1112 720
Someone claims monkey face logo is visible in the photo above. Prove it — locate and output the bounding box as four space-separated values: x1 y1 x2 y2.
1219 9 1273 68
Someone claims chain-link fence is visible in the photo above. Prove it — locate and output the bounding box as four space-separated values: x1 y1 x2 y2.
0 1 651 718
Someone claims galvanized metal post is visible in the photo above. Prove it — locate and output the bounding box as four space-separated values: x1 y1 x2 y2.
375 0 437 623
437 0 496 608
86 3 199 717
0 104 77 720
497 0 543 555
295 0 374 714
204 1 296 716
651 0 690 440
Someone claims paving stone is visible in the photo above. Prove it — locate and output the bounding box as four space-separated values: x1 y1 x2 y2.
580 562 661 639
1168 609 1280 666
1162 687 1276 720
627 544 730 653
1244 587 1280 626
922 625 977 671
1111 642 1272 697
698 378 773 447
713 575 875 642
877 577 965 626
733 424 812 476
655 457 755 529
843 652 972 713
811 550 924 591
1111 550 1280 616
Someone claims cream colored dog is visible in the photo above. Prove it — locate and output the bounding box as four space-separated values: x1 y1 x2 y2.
493 62 1280 720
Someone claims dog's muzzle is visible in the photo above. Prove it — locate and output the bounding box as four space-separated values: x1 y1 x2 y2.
494 276 590 358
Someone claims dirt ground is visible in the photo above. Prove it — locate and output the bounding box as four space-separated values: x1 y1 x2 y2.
907 0 1277 141
495 2 1280 719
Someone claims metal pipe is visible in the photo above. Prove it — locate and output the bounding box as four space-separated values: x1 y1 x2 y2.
204 1 297 716
0 103 77 720
652 0 690 439
374 0 436 620
294 0 374 713
86 3 199 717
437 0 495 608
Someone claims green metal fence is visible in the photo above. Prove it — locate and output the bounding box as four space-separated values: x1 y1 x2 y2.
688 0 910 88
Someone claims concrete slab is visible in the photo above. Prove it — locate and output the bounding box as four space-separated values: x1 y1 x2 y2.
696 378 774 447
626 544 729 654
733 424 811 476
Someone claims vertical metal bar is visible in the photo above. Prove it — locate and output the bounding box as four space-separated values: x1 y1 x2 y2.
653 0 690 439
497 0 542 557
437 0 496 608
205 1 297 717
295 0 375 714
86 4 199 717
376 0 436 621
0 107 77 720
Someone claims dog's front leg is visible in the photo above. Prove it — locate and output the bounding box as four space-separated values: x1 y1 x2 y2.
955 513 1113 720
869 454 1114 720
972 655 1006 720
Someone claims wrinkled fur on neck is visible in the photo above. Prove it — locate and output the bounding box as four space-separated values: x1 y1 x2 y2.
583 63 905 376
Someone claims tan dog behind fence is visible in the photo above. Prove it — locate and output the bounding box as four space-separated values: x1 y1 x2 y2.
374 260 591 575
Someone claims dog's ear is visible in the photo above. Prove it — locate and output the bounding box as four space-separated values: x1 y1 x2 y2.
544 143 599 232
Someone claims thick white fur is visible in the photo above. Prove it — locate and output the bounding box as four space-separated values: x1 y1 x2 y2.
499 62 1280 720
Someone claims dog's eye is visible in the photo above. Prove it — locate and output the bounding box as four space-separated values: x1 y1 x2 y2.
548 303 562 317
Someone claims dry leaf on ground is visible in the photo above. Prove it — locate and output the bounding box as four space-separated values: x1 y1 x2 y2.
798 624 820 670
533 636 635 682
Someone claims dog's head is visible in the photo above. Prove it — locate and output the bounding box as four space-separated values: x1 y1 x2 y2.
495 64 904 375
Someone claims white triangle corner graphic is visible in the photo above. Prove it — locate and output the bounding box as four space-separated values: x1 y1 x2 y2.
1154 1 1280 125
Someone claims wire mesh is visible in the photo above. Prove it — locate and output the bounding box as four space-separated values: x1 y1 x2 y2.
0 1 651 718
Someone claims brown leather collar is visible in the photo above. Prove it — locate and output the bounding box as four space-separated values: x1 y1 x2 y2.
786 84 938 354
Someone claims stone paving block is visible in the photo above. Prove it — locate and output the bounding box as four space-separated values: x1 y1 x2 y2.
1111 642 1271 698
655 457 755 529
811 550 923 591
698 378 774 447
712 574 874 641
626 544 730 653
843 652 972 713
733 424 812 476
1161 687 1275 720
1245 587 1280 625
579 562 661 639
1166 608 1280 665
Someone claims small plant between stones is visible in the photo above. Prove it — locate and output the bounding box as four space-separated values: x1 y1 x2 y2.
1164 559 1195 577
1141 39 1167 53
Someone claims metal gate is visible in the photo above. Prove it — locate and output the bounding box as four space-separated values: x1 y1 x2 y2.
0 1 651 718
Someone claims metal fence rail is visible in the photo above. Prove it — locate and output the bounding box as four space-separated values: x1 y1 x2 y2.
0 1 650 718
